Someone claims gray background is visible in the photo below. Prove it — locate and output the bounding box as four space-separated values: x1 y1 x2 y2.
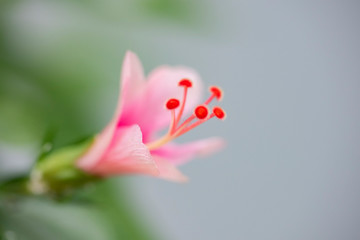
1 1 360 240
129 1 360 240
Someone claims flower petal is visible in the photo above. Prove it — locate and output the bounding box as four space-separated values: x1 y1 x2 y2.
109 51 146 124
151 137 226 165
119 66 203 141
119 51 146 110
153 157 188 182
78 125 158 176
76 120 116 171
77 52 148 170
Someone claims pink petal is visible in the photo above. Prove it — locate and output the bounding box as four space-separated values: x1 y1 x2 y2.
76 119 117 170
118 51 147 112
151 137 226 165
78 125 158 176
77 52 147 170
119 66 204 141
110 51 147 127
153 157 188 182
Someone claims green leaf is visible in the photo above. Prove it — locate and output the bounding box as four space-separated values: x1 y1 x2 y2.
84 179 160 240
0 179 162 240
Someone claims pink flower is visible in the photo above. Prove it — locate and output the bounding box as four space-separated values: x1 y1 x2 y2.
77 51 226 182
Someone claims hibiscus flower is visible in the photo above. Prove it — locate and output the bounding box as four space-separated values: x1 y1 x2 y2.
77 51 226 182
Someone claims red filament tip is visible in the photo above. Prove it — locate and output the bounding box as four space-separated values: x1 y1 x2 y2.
213 107 226 120
210 86 223 100
179 79 193 88
195 105 209 119
166 98 180 109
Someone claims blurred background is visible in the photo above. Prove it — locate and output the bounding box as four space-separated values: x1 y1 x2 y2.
1 0 360 239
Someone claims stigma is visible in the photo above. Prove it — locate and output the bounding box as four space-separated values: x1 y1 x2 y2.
146 79 226 151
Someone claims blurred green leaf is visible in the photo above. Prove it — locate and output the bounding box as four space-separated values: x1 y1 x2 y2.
0 71 49 144
0 197 112 240
87 179 159 240
59 0 202 25
139 0 198 23
0 179 160 240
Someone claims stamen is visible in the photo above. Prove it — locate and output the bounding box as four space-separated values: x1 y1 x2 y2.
172 118 207 138
212 107 226 120
204 86 223 105
195 105 209 119
166 98 180 109
172 106 209 138
210 86 223 100
174 114 195 133
175 79 192 125
166 98 180 134
178 78 192 87
146 81 225 151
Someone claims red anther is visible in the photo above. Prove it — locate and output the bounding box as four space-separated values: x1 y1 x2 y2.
213 107 226 120
209 86 223 100
195 105 209 119
179 79 193 88
166 98 180 109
